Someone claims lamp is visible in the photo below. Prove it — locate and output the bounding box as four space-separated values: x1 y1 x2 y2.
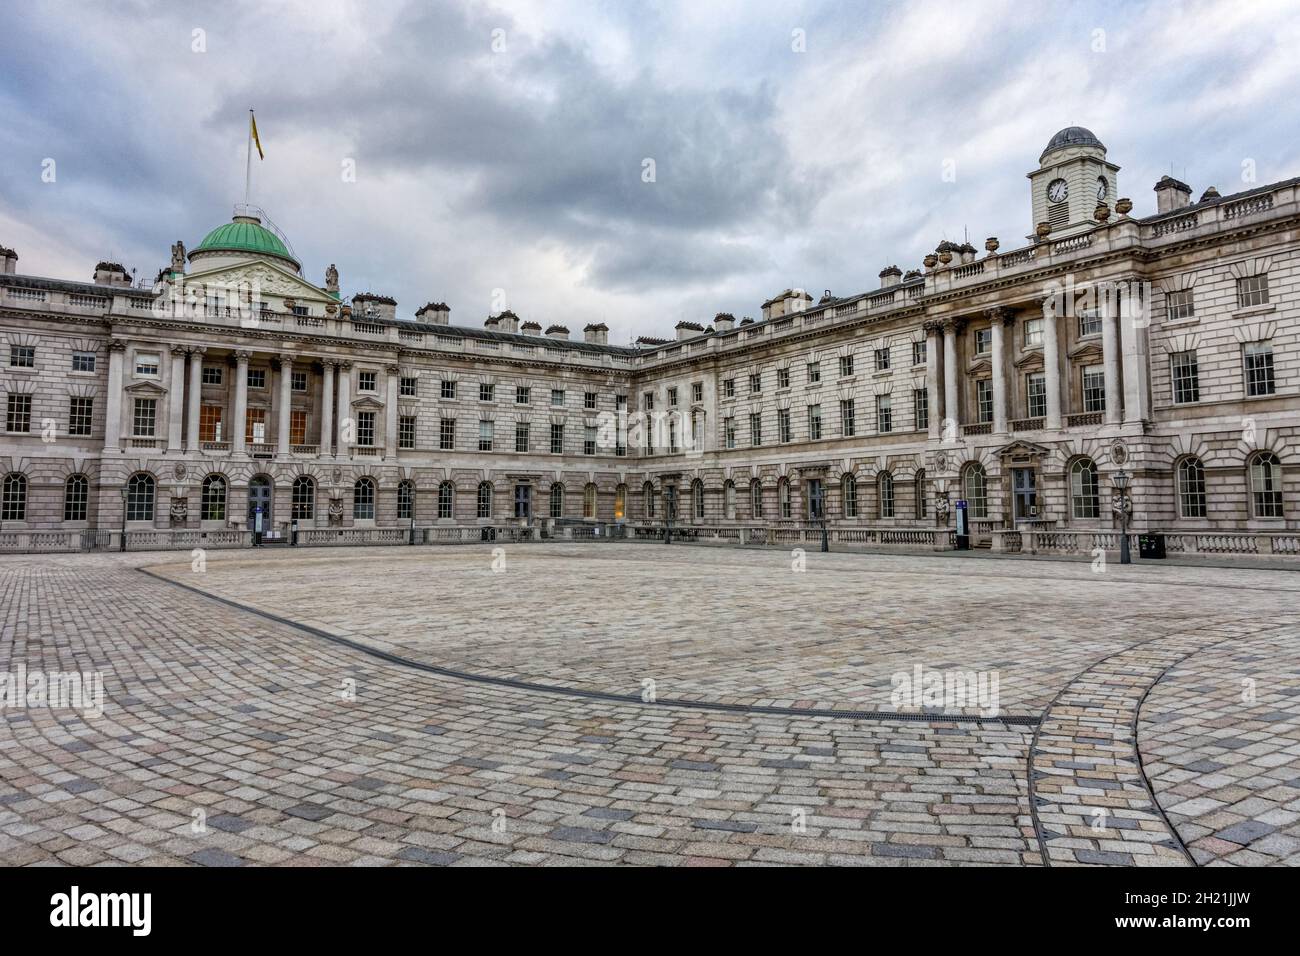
1112 470 1130 492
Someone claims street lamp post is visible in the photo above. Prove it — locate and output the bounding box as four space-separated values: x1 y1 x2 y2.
1111 470 1132 565
120 485 129 552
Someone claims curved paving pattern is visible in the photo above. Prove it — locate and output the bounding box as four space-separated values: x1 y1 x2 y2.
1140 625 1300 866
2 546 1299 867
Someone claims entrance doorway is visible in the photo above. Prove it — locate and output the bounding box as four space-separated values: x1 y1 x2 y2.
248 475 273 531
1012 468 1037 521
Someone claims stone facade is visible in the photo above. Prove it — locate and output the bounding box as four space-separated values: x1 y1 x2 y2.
2 130 1298 542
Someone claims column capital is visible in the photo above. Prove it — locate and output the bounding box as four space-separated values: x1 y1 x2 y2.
108 338 127 352
187 345 207 357
985 306 1016 325
337 360 353 371
384 364 401 376
234 349 253 362
278 352 296 367
942 317 967 334
922 319 945 336
170 345 188 357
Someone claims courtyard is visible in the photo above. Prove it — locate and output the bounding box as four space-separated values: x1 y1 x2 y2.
1 543 1298 867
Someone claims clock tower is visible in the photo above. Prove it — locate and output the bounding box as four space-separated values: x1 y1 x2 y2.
1027 126 1120 240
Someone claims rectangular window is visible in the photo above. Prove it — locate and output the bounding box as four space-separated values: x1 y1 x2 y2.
691 382 703 404
840 399 855 437
64 476 88 522
807 404 822 440
441 380 456 400
479 420 494 451
778 408 791 443
358 370 377 392
806 362 821 384
439 417 456 450
1026 373 1047 418
515 422 529 452
974 329 992 355
669 421 678 453
1166 288 1195 320
749 412 762 447
976 380 994 423
67 397 94 436
668 387 679 406
1082 365 1106 412
356 410 375 447
724 416 736 449
776 368 790 389
1244 342 1276 397
246 408 267 444
912 341 927 366
1236 274 1269 309
199 404 222 442
1170 351 1200 404
843 354 858 377
550 423 565 454
643 391 655 411
749 372 762 393
133 397 157 437
10 345 35 368
291 370 308 392
876 395 892 433
202 365 223 386
584 391 597 410
399 415 416 450
584 425 597 455
289 409 307 446
723 378 735 399
6 394 32 433
874 348 890 371
479 383 495 402
1078 310 1102 337
913 389 928 431
71 352 96 373
1023 318 1043 347
247 368 267 389
515 386 530 405
400 376 418 397
135 352 159 376
551 388 566 407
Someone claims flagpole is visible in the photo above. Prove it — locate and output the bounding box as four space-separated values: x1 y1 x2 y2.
244 109 253 209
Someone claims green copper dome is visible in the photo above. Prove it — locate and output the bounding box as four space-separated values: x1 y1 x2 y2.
193 217 298 266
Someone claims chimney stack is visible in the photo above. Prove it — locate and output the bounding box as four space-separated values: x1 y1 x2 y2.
1154 175 1193 214
522 320 542 335
878 265 902 289
546 324 570 340
712 312 735 333
351 293 397 322
583 322 609 345
495 309 520 333
93 261 131 287
675 320 704 341
414 301 451 325
0 246 16 275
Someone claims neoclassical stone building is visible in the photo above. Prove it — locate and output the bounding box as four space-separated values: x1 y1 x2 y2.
1 127 1297 549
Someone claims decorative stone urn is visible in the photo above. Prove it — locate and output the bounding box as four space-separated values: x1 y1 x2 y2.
1035 222 1052 241
923 253 939 269
1115 197 1133 216
937 250 953 265
1094 202 1111 223
985 237 999 255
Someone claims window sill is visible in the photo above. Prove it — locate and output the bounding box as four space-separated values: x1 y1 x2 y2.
1233 303 1275 319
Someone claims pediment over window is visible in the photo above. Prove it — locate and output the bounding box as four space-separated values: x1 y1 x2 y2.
994 439 1052 461
350 395 385 409
124 380 167 397
967 357 992 374
1067 340 1104 361
1014 348 1044 370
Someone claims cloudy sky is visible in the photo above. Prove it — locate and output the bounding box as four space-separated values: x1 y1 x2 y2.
2 0 1298 341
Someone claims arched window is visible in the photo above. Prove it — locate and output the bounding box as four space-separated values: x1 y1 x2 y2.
1250 452 1284 518
691 479 705 520
201 474 227 521
643 482 655 519
878 472 895 518
963 464 988 519
723 480 736 520
584 482 598 519
353 477 376 520
841 474 857 519
614 484 627 521
398 480 415 520
1177 457 1206 519
550 483 565 518
125 473 155 522
778 478 791 519
914 469 927 519
1 473 27 521
751 479 763 519
1069 458 1100 518
476 481 493 519
437 481 454 519
63 474 89 522
292 476 315 520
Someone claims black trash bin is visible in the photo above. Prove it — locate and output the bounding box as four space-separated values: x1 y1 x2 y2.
1138 532 1166 559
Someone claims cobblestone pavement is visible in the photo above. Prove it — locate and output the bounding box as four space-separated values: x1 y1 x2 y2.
1 545 1298 866
1140 627 1300 866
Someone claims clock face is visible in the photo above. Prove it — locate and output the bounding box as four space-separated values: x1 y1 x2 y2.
1096 176 1108 200
1047 179 1068 203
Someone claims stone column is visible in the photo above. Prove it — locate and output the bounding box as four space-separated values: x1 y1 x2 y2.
1118 281 1150 424
167 347 186 452
233 350 250 454
1041 299 1062 430
942 319 962 437
335 361 352 455
320 360 334 456
1099 285 1122 425
185 347 204 451
923 321 942 440
277 354 294 457
988 308 1012 435
104 339 125 452
384 364 400 459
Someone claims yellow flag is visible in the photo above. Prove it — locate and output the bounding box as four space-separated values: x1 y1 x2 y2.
250 113 264 160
